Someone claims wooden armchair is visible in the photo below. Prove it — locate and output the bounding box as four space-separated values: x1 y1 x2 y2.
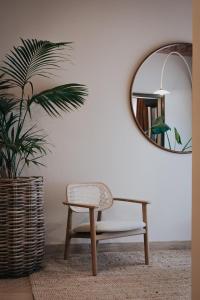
63 182 150 276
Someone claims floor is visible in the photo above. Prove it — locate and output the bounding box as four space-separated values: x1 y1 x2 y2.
0 242 190 300
0 277 33 300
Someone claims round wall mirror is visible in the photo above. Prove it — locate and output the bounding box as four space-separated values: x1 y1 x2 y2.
130 43 192 154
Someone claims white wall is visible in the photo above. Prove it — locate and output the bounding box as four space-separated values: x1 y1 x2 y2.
0 0 192 244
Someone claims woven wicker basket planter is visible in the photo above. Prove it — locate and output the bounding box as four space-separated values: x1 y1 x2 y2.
0 176 45 278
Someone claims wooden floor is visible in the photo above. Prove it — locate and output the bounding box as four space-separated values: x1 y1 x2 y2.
0 277 33 300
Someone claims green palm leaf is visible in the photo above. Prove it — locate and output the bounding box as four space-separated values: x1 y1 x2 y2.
0 39 71 88
0 39 87 178
0 98 19 116
0 73 12 96
151 116 171 134
174 127 182 145
29 83 88 117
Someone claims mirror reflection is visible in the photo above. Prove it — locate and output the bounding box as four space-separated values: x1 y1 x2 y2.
131 43 192 153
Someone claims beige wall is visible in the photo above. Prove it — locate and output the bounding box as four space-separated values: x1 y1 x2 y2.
192 0 200 298
0 0 192 244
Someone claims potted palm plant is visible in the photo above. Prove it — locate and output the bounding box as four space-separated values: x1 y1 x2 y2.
0 39 87 277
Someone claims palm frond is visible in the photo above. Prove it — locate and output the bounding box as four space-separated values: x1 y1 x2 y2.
0 38 88 178
0 39 71 88
0 98 19 116
0 115 48 177
29 83 88 117
0 73 12 97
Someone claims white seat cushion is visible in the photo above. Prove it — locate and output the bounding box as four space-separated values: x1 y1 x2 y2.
73 220 146 233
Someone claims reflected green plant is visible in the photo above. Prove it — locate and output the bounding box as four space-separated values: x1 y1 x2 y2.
151 116 192 152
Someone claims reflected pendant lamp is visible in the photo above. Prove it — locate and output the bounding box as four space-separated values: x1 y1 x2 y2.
154 51 192 96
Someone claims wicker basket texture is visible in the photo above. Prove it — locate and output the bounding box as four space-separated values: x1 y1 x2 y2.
0 177 45 277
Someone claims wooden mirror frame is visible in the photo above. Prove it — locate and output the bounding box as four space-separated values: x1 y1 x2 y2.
130 42 192 154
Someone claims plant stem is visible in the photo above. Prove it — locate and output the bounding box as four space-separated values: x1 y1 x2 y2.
182 137 192 152
166 132 171 150
174 140 176 151
15 153 23 177
18 152 31 177
183 146 192 151
13 86 26 177
18 87 24 126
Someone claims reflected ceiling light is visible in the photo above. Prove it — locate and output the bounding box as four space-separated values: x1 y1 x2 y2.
154 51 192 96
154 89 170 96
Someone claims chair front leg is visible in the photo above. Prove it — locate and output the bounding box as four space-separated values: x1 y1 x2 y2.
144 232 149 265
89 207 97 276
64 207 72 260
142 203 149 265
96 211 102 248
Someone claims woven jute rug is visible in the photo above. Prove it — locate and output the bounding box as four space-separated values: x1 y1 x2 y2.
30 249 191 300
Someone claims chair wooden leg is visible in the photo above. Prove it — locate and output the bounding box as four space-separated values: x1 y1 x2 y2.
89 208 97 276
64 208 72 260
64 235 71 260
144 232 149 265
142 203 149 265
96 211 101 249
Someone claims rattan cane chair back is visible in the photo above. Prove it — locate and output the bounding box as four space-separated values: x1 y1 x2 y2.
66 182 113 213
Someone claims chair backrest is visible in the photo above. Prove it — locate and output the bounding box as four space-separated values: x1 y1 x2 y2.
66 182 113 213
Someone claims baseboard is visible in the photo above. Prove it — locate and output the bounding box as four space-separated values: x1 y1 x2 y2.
46 241 191 256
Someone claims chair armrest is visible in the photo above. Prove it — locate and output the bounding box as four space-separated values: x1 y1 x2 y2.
63 201 98 209
113 198 150 205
